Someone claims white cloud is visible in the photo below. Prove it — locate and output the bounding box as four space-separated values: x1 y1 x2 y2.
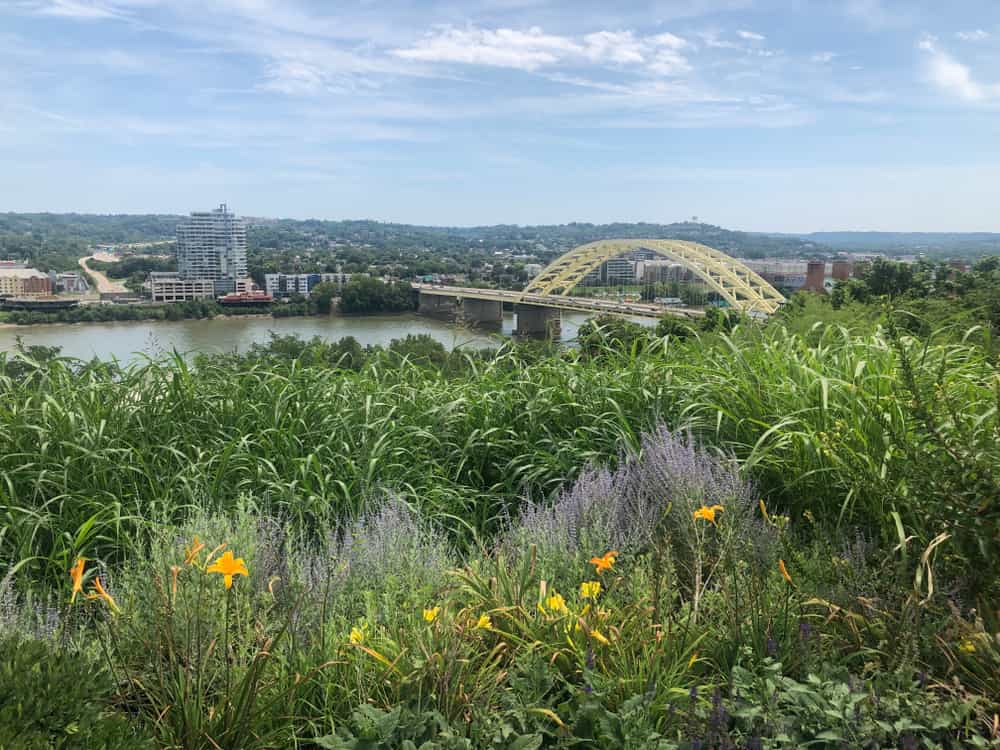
737 30 765 41
34 0 123 19
811 52 837 64
581 31 647 64
956 30 990 42
825 88 887 104
648 48 692 75
918 36 1000 102
392 25 692 76
259 61 330 95
696 31 740 49
392 26 577 71
651 32 689 50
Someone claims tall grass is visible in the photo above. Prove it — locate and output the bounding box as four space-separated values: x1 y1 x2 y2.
1 321 996 593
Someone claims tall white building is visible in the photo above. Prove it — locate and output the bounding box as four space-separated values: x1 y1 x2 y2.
176 204 248 295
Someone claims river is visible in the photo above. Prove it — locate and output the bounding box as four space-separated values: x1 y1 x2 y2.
0 312 602 364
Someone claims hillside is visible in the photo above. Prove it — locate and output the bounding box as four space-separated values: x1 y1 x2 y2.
792 231 1000 256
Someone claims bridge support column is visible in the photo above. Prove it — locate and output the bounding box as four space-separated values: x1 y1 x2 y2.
459 298 503 328
514 304 561 338
417 292 459 321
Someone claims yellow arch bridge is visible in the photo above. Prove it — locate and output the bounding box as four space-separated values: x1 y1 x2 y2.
414 239 785 335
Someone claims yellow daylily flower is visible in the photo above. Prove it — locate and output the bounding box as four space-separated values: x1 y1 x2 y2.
590 628 610 646
423 606 440 623
349 626 366 645
693 504 724 525
476 613 492 630
205 550 249 589
542 592 568 616
580 581 601 599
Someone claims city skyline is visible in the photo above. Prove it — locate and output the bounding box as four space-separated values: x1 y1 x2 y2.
1 1 999 231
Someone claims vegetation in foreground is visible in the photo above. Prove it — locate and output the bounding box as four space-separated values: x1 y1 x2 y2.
0 279 998 748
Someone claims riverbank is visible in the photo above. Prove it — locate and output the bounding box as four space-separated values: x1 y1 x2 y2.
0 310 280 330
0 311 549 363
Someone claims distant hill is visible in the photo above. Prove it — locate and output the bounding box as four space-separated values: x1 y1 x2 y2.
4 213 997 269
247 218 830 258
788 232 1000 257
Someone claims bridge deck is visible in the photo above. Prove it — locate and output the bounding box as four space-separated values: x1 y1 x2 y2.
412 284 704 319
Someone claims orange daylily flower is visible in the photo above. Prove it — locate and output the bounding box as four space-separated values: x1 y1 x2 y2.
590 550 619 574
170 565 182 599
86 577 121 614
69 558 86 603
693 504 724 525
183 536 206 566
779 559 793 585
206 550 249 589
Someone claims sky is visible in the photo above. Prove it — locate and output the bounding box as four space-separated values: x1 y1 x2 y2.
1 0 999 231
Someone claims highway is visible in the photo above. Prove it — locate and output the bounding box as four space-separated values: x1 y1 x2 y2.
412 283 704 319
79 253 129 295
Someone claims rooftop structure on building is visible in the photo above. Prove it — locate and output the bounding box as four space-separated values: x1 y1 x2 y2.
176 203 247 295
218 290 273 306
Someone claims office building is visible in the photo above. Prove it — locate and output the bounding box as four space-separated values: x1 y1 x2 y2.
176 203 247 295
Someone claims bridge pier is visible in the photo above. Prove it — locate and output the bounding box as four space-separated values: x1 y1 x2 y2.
459 298 503 328
515 304 561 338
417 291 459 321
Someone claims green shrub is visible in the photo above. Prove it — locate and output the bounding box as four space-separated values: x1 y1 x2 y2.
0 636 152 749
719 655 989 749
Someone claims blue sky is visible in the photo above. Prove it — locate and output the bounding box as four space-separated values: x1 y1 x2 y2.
1 0 999 230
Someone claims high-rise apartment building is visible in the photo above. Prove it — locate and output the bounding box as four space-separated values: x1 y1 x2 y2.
176 204 247 295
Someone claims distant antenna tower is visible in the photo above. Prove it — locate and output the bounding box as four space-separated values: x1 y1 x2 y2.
691 215 700 223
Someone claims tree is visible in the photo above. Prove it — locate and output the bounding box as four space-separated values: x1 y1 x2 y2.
386 334 448 368
309 282 339 314
339 277 416 314
655 315 695 340
576 315 651 357
863 258 914 297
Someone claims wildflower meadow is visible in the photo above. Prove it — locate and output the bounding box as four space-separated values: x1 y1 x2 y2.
1 297 998 748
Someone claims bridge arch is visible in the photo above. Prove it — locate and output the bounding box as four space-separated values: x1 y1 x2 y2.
523 239 786 314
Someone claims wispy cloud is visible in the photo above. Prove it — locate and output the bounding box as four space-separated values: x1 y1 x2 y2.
955 29 990 42
918 36 1000 102
843 0 895 29
737 30 765 41
391 25 692 75
810 51 837 64
32 0 127 20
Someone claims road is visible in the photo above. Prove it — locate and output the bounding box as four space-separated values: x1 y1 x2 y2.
79 253 129 295
412 283 705 319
